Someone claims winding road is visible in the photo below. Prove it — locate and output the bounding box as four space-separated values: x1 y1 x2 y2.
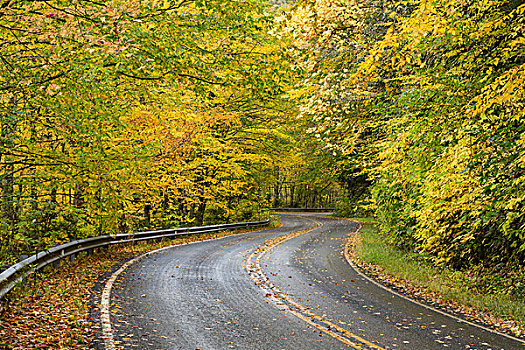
97 213 525 349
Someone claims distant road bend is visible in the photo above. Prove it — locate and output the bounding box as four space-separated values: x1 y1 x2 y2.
97 213 525 349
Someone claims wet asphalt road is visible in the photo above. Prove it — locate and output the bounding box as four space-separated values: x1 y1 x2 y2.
103 213 524 349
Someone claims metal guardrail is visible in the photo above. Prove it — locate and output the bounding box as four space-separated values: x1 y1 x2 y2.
0 220 269 300
268 208 336 212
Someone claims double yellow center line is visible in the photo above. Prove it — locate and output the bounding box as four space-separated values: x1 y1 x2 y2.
246 218 386 350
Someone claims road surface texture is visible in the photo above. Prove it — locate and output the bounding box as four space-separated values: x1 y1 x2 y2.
96 213 525 349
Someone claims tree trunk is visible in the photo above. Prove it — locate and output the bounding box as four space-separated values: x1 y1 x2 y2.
195 200 206 226
144 204 151 227
1 163 15 227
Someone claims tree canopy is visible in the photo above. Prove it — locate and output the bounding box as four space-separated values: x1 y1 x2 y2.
282 0 525 267
0 0 314 264
3 0 523 273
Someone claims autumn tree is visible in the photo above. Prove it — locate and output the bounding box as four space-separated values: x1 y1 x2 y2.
283 0 525 267
0 0 294 264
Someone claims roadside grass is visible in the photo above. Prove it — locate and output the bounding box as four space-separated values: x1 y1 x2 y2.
354 223 525 336
343 216 378 224
0 225 273 349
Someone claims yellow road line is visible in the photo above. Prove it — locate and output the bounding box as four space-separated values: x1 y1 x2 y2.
246 218 386 350
101 229 273 350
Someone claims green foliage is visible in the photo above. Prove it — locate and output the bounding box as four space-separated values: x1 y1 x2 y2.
0 0 295 264
284 0 525 269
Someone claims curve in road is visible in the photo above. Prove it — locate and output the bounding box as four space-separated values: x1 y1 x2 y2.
94 213 525 350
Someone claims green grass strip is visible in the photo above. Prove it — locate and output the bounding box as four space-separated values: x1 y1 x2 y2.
354 222 525 335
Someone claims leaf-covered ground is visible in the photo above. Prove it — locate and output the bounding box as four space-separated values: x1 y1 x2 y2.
0 230 255 349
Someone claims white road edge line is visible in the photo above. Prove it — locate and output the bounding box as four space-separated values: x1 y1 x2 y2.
344 222 525 346
100 229 269 350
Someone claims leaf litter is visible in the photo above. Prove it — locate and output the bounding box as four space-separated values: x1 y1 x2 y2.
0 229 256 349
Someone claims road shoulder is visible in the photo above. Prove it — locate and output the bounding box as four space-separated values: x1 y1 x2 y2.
343 220 525 344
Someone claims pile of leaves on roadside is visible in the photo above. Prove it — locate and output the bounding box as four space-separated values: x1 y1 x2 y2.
0 230 251 349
